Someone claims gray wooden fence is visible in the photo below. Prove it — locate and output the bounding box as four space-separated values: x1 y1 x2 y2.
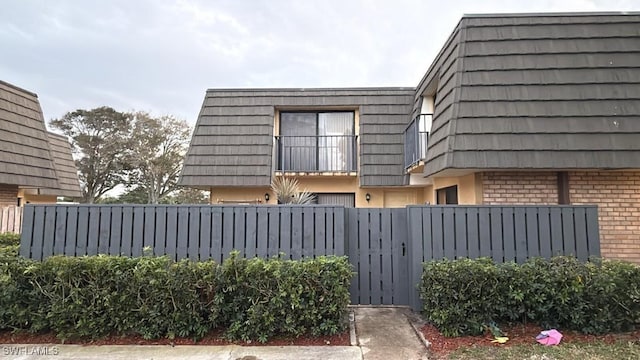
19 204 600 309
0 205 22 234
19 205 346 262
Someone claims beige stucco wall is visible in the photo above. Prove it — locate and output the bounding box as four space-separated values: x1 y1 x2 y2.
430 173 482 204
17 189 58 205
210 175 424 208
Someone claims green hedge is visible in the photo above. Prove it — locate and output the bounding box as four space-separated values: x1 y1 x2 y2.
420 257 640 337
0 233 20 257
0 252 352 342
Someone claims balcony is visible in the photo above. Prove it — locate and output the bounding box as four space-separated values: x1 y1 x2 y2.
404 114 431 170
275 135 357 173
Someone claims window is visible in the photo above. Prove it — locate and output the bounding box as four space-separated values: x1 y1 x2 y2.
312 193 355 207
277 111 356 172
436 185 458 204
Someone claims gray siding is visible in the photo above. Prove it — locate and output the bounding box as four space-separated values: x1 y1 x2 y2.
38 133 82 198
0 81 59 188
417 13 640 176
179 88 413 188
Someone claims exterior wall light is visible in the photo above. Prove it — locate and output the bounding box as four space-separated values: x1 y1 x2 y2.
365 193 371 202
265 193 270 202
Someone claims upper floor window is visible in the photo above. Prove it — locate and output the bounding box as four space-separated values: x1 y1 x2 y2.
276 111 356 172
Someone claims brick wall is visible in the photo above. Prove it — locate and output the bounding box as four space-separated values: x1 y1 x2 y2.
0 184 18 206
569 171 640 263
482 172 558 205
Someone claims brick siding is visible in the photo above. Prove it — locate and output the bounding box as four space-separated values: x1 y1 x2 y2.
569 171 640 263
482 172 558 205
0 184 18 206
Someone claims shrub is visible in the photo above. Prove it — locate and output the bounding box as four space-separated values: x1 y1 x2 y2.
0 253 352 342
217 253 352 342
420 257 640 337
0 233 20 258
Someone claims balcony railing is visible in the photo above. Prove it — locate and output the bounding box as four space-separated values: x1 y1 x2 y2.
404 114 430 170
275 135 357 172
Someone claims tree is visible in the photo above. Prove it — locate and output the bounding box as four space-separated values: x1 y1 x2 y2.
162 188 209 204
128 112 191 204
50 107 132 203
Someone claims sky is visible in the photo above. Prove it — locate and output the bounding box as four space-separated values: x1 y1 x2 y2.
1 0 638 126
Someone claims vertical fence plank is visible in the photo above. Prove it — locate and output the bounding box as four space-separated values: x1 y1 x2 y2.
119 207 133 257
348 208 360 305
314 207 326 256
586 207 601 257
188 206 201 260
431 207 444 260
245 207 257 258
255 207 268 257
234 207 246 257
549 207 564 256
358 209 371 305
154 207 167 258
19 206 35 258
31 206 46 260
302 207 314 258
526 207 540 259
443 207 455 259
562 207 577 257
489 207 503 262
291 208 303 259
478 208 492 258
200 207 212 261
176 206 189 260
380 208 393 305
279 207 291 258
454 208 467 258
53 206 67 256
266 207 279 258
42 206 56 258
211 207 223 262
143 206 156 255
537 207 552 259
394 208 410 306
109 206 122 256
466 208 479 259
75 207 89 256
513 207 528 263
334 207 346 256
164 207 178 260
131 207 145 257
369 209 382 305
65 206 78 257
573 207 589 261
98 206 111 255
501 207 515 262
221 207 234 260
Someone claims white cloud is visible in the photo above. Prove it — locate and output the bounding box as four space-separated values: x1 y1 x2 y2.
0 0 637 125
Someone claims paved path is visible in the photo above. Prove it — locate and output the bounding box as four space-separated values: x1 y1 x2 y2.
354 307 428 360
0 344 361 360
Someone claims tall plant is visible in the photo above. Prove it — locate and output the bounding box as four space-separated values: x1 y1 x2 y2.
270 177 315 204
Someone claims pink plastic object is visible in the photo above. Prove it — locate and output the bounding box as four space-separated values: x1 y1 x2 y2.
536 329 563 346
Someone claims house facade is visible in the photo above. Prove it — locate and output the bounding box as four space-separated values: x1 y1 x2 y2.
179 12 640 262
0 80 82 206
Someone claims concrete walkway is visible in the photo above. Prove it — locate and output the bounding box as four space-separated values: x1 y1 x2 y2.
354 307 429 360
0 344 361 360
0 307 427 360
